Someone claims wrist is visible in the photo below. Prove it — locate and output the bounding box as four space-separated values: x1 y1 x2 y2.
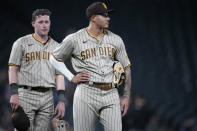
10 83 18 95
57 90 66 103
123 93 130 98
68 74 74 82
71 76 75 83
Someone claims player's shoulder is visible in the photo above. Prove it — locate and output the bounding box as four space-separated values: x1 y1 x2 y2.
12 34 32 46
48 38 60 48
49 37 59 44
70 28 86 37
62 28 85 42
62 33 75 43
16 34 32 41
105 30 123 41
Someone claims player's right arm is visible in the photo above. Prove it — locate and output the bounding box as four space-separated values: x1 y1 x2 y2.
50 34 89 83
50 54 89 84
54 74 66 118
9 66 19 111
8 39 22 111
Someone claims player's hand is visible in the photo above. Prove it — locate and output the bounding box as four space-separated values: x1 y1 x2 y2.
120 96 130 117
71 72 90 84
55 101 65 118
10 94 19 111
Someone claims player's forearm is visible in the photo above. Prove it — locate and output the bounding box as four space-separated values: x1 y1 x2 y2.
123 67 131 98
55 74 68 104
50 54 74 81
8 66 19 84
8 66 19 95
55 75 65 90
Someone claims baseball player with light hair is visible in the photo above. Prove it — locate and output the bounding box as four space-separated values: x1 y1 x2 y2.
8 9 66 131
50 2 131 131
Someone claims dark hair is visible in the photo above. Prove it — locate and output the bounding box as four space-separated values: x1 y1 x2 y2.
32 9 51 22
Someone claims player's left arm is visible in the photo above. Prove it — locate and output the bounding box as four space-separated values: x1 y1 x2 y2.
124 66 131 98
120 66 131 117
115 36 132 117
55 74 66 118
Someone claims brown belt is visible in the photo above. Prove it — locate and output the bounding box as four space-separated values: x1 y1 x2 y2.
20 86 51 93
84 82 112 91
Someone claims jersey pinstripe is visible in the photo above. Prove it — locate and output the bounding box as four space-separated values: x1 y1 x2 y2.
73 84 122 131
53 28 130 131
53 28 131 83
8 34 60 87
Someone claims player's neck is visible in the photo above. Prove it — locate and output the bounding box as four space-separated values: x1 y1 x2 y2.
87 24 104 38
33 33 48 43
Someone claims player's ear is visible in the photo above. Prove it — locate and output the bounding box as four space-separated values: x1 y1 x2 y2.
91 15 97 22
31 21 35 28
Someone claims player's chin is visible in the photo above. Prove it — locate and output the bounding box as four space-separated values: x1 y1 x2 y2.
103 24 109 29
41 31 49 36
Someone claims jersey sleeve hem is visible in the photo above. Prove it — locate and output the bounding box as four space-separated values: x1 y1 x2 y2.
124 64 131 70
51 53 63 62
8 63 20 68
56 73 63 76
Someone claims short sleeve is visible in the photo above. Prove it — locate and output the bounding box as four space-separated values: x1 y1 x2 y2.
8 39 23 67
115 37 131 69
52 34 75 62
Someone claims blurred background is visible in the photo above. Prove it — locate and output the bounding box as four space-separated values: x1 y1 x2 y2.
1 0 197 130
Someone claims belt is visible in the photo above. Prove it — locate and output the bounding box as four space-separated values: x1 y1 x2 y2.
84 82 112 91
20 86 51 92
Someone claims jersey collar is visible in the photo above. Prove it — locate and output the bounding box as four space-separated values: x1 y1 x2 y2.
32 34 51 46
85 28 106 41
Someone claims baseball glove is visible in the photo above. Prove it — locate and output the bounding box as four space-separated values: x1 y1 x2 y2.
113 61 126 88
11 105 30 131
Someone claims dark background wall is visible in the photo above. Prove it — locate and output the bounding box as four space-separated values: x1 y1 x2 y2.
0 0 197 130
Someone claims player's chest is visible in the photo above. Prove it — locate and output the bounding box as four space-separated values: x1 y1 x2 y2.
75 39 117 60
22 43 56 62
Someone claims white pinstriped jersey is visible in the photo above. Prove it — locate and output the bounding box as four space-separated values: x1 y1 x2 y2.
53 28 131 83
8 34 60 87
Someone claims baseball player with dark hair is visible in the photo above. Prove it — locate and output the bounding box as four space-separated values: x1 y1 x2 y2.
8 9 66 131
50 2 131 131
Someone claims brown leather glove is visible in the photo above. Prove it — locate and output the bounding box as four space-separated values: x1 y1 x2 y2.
113 62 125 88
